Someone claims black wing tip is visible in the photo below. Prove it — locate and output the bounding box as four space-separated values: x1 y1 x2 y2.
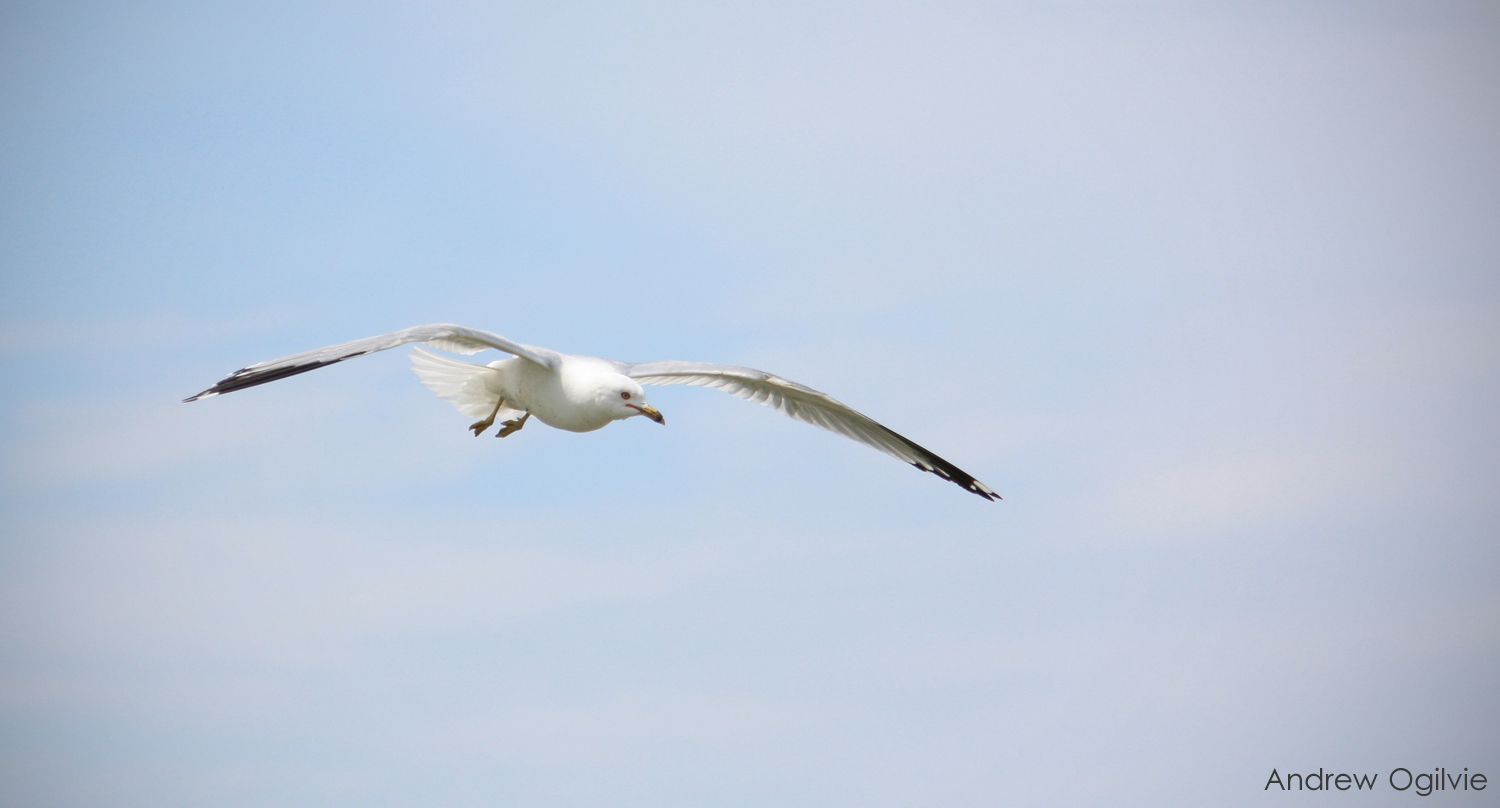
966 484 1003 501
909 462 1001 501
181 356 356 403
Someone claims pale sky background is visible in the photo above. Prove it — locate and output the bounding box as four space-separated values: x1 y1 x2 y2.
1 1 1497 806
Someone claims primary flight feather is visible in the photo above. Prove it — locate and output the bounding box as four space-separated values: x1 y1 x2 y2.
184 323 999 500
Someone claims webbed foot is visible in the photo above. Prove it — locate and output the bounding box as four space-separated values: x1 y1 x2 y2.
470 396 507 437
469 417 496 437
497 412 531 438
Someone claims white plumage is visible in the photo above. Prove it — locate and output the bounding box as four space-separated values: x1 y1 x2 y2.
408 346 522 421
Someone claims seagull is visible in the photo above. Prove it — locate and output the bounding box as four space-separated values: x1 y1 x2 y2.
184 323 999 500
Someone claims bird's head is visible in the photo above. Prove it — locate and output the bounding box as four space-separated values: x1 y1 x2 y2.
602 376 664 424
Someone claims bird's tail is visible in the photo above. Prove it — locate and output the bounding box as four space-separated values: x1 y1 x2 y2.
409 346 518 420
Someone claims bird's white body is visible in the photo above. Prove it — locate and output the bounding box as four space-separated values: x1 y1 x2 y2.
409 347 654 433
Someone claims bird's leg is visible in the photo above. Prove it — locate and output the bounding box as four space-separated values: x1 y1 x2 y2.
469 397 507 437
496 411 531 438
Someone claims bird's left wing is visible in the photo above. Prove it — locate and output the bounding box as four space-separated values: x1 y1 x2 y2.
622 360 999 500
185 323 559 402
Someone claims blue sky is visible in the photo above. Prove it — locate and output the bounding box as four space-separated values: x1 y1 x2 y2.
2 1 1497 805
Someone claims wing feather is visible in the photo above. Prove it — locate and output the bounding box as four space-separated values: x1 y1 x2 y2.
625 361 999 500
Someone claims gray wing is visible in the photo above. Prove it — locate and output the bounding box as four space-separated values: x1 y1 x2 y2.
623 360 999 501
185 323 559 402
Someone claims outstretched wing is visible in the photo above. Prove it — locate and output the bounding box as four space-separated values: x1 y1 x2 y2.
184 323 559 402
622 360 999 500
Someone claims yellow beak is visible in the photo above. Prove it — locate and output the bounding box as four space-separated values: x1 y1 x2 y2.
633 404 665 424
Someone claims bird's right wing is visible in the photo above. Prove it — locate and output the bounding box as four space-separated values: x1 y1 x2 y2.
185 323 559 402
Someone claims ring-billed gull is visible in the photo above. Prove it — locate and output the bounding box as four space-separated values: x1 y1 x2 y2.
185 323 999 500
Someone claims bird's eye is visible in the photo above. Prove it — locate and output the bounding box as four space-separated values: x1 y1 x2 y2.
620 391 631 400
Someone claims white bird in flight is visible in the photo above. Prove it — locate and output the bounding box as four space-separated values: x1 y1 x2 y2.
185 323 999 500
